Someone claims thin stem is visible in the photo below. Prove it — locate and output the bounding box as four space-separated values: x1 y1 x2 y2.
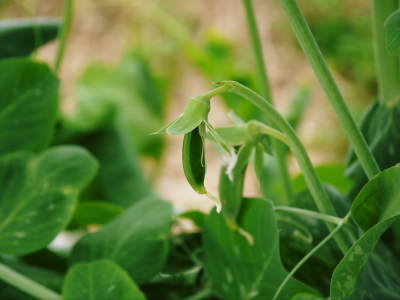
55 0 74 73
242 0 272 100
216 81 349 253
279 0 380 179
242 0 294 204
274 206 343 225
0 263 62 300
248 120 290 145
272 213 350 300
372 0 400 107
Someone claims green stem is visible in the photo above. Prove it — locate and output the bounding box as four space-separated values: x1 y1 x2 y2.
372 0 400 106
217 81 349 253
0 263 62 300
242 0 294 204
274 206 343 224
272 213 350 300
279 0 380 180
248 120 290 145
55 0 74 73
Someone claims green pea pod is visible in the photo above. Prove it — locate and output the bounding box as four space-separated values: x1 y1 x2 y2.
182 124 207 194
219 142 254 222
154 95 211 135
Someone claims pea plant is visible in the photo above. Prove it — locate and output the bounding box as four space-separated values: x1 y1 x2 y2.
0 0 400 299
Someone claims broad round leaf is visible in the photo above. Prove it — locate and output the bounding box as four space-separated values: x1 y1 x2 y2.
0 58 58 156
70 198 172 283
63 260 145 300
331 166 400 298
0 146 98 255
203 198 316 299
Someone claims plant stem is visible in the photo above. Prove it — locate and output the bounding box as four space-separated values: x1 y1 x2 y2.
242 0 294 204
274 206 343 224
217 81 349 253
272 213 350 300
55 0 74 73
0 263 62 300
279 0 380 180
372 0 400 107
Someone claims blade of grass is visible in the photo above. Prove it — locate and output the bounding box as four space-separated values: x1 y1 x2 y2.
242 0 294 204
372 0 400 107
55 0 73 73
279 0 380 179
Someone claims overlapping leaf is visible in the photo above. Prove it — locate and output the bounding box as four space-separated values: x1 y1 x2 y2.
0 18 60 59
0 146 98 255
203 198 316 299
0 58 58 156
331 166 400 298
70 198 172 283
63 260 145 300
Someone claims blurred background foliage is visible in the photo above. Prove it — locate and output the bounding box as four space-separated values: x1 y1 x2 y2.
0 0 378 211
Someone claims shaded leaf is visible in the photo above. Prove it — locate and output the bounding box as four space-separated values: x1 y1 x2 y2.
331 166 400 299
0 18 60 58
70 198 172 283
385 8 400 55
0 261 63 300
203 198 316 299
63 260 145 300
84 126 154 207
0 58 58 156
69 201 123 228
0 146 98 255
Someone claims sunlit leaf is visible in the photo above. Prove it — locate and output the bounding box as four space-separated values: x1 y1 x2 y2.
63 260 145 300
0 58 58 156
0 146 98 255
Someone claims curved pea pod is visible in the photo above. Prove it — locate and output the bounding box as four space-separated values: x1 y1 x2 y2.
219 142 254 223
182 124 207 194
154 95 211 135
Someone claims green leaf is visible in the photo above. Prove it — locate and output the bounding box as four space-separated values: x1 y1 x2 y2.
331 166 400 299
84 126 154 207
203 198 316 299
63 260 145 300
70 198 172 283
178 210 206 228
351 165 400 231
385 8 400 55
182 125 207 194
346 101 400 192
292 164 352 195
0 58 58 156
63 60 165 159
0 146 98 255
0 18 60 59
162 96 210 135
69 201 123 228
